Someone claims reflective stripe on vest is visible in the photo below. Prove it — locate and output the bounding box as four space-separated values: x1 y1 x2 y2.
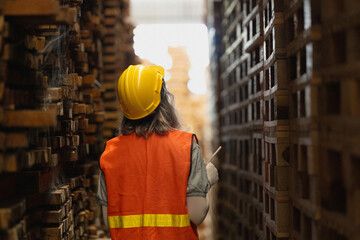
108 214 191 228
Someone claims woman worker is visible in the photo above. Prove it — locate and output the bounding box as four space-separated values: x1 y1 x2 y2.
97 65 219 239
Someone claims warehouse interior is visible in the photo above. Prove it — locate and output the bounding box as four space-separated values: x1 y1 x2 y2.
0 0 360 240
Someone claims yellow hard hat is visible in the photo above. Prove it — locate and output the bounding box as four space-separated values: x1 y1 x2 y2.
117 65 164 120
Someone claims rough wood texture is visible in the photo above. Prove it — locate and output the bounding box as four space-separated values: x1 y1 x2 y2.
209 0 360 239
0 0 137 237
0 198 26 231
3 110 57 127
3 0 60 16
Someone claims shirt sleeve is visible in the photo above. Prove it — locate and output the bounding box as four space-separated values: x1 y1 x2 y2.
97 169 108 206
186 142 210 197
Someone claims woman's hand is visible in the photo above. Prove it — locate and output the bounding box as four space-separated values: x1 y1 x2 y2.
206 162 219 187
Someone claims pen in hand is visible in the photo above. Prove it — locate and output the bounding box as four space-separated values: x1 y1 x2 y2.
206 146 222 165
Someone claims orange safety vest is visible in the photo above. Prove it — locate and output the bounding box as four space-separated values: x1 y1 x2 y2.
100 130 199 240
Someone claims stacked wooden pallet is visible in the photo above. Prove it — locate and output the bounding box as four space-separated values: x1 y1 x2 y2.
41 185 74 240
101 0 138 139
315 0 360 239
217 0 251 238
283 1 322 239
209 0 360 239
0 0 137 239
262 1 290 239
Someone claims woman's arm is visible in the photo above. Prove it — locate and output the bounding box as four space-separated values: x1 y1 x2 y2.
186 142 219 225
186 196 209 225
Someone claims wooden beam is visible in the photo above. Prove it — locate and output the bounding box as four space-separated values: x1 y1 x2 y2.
0 198 26 231
43 189 66 205
3 110 57 127
3 0 60 16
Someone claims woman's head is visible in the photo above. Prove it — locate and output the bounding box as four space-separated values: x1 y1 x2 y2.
118 65 181 138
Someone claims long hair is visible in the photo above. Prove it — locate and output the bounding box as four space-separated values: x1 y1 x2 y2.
120 82 181 138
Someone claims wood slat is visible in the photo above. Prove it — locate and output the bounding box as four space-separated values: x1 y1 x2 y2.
3 110 57 128
3 0 60 16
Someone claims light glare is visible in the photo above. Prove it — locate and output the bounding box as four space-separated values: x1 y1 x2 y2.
133 24 209 95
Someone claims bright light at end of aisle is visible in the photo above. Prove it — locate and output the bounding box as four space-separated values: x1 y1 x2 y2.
133 24 209 95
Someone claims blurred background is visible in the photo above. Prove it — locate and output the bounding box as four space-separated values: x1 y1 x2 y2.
0 0 360 240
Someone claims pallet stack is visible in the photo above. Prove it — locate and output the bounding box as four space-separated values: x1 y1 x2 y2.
316 0 360 239
262 1 289 239
216 0 251 238
208 0 360 239
0 0 137 239
284 1 321 240
41 185 74 240
102 0 137 138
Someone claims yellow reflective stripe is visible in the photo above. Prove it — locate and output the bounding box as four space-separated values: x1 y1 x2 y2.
108 214 190 228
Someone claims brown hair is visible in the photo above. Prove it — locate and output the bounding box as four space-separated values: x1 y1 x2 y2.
120 82 181 138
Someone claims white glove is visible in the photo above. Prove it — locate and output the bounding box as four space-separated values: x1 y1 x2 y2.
206 162 219 187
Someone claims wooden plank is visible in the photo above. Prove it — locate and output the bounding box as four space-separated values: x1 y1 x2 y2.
103 0 120 7
61 120 76 133
68 176 83 190
49 153 58 168
59 74 79 90
0 82 5 102
103 120 120 128
82 124 96 133
104 100 119 110
72 190 87 202
24 35 46 52
78 118 89 130
0 198 26 231
60 185 71 199
65 135 80 147
52 136 65 149
44 189 66 205
55 6 77 25
3 0 60 16
61 86 75 100
85 104 94 114
4 154 22 172
102 81 118 90
103 91 117 100
82 74 95 85
72 103 86 115
64 199 72 215
42 209 65 224
41 102 64 116
89 112 105 123
103 55 116 64
1 44 20 61
105 110 120 120
20 168 59 193
82 39 94 50
3 110 57 127
102 129 114 138
80 30 91 39
0 16 4 33
1 219 27 240
104 8 120 17
94 101 105 112
82 88 101 98
61 148 78 162
24 52 43 70
5 132 29 148
40 223 63 240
